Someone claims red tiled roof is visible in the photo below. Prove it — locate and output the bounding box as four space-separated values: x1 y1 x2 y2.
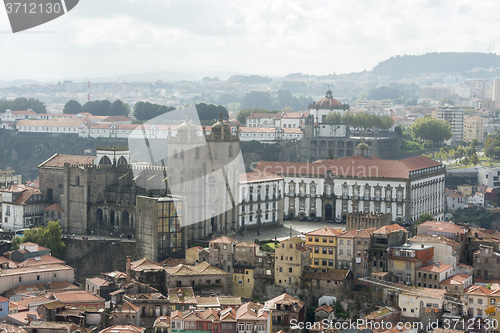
440 273 471 285
374 224 407 234
240 171 283 183
253 155 442 179
39 153 95 168
44 202 63 212
210 236 237 244
305 227 343 237
416 263 453 273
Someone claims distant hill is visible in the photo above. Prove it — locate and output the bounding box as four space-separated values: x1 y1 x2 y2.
372 52 500 77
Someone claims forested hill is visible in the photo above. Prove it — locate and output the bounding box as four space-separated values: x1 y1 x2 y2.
372 52 500 77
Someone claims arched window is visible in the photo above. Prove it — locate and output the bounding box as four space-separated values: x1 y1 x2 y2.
173 150 178 158
117 156 128 165
76 176 80 186
99 156 112 165
229 145 234 158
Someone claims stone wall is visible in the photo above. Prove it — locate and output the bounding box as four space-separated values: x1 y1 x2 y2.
61 238 137 282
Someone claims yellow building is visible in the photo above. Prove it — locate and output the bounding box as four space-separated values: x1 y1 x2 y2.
464 115 485 143
274 237 310 287
304 227 343 268
487 288 500 323
233 267 254 299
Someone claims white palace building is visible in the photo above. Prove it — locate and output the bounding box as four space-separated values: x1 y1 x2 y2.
253 152 445 224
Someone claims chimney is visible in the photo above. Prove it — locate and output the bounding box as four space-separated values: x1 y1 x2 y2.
126 256 131 284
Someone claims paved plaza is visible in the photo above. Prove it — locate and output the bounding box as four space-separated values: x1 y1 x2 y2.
231 220 346 243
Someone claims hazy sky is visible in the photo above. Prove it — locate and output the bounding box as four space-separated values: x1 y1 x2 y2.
0 0 499 81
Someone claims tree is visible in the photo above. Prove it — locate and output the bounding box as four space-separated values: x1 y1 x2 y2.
11 221 65 258
470 153 480 166
109 99 130 116
133 101 175 121
416 213 434 225
63 100 82 114
410 117 452 144
0 97 46 113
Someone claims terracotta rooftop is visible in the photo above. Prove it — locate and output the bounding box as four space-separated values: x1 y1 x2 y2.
39 153 95 168
465 285 493 296
240 171 283 183
416 263 453 273
131 258 164 271
253 155 442 179
440 273 472 286
304 227 343 237
210 236 237 244
100 325 145 333
408 234 460 247
44 202 63 212
374 224 407 234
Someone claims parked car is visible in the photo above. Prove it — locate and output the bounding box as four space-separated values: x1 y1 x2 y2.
328 219 335 223
299 216 306 221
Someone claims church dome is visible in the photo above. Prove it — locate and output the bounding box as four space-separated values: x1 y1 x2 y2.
315 89 342 108
211 115 230 134
177 115 198 137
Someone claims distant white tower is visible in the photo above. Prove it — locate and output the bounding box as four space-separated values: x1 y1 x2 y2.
492 79 500 101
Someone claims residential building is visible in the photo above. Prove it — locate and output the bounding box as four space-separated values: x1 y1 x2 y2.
304 227 342 269
235 302 271 333
1 184 49 231
0 170 22 189
185 246 209 265
408 234 461 267
464 285 492 318
153 316 171 333
245 113 279 128
370 224 408 273
399 287 446 319
435 106 464 145
468 192 485 207
0 263 75 293
110 301 141 327
415 263 454 289
446 191 468 211
473 244 500 280
417 221 468 243
86 277 116 301
336 228 373 280
264 293 304 333
209 236 237 273
274 237 310 288
0 296 8 318
440 273 472 297
165 262 229 295
255 155 446 223
302 267 352 293
314 304 335 322
463 116 485 143
478 167 500 188
47 290 105 309
361 306 400 325
387 243 434 285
